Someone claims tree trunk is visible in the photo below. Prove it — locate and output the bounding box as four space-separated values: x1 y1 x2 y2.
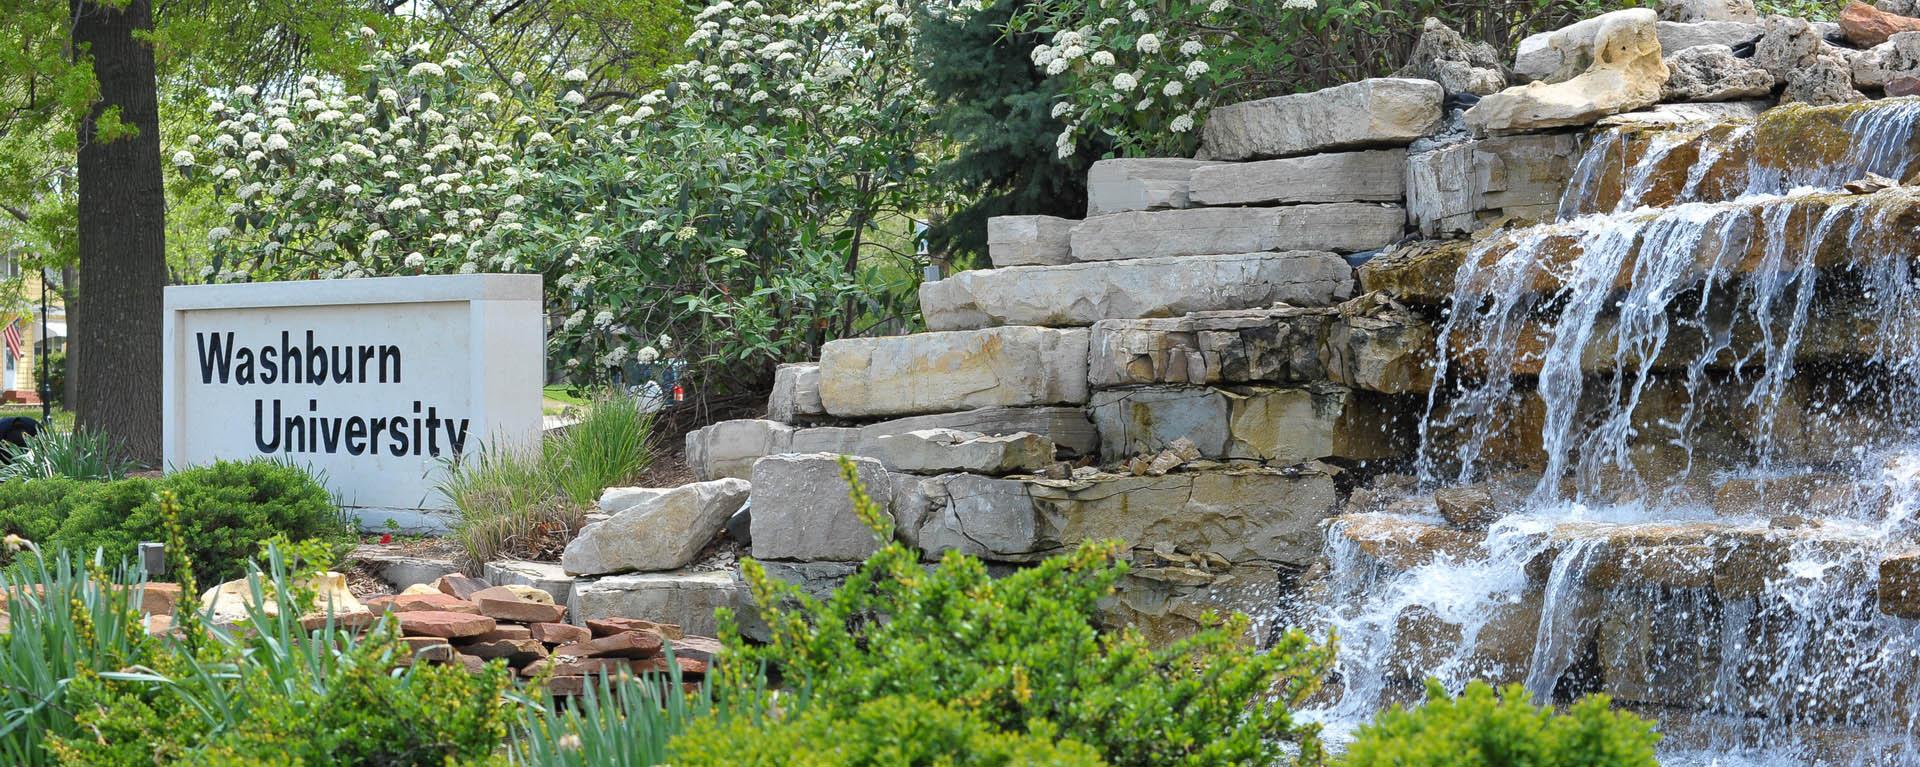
72 0 165 464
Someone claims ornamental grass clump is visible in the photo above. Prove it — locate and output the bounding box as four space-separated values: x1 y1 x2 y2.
704 455 1337 767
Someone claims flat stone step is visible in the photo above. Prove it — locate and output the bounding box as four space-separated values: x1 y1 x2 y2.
568 569 751 639
911 468 1339 565
1188 150 1406 208
818 327 1089 419
1086 158 1222 216
1200 78 1443 161
1069 205 1404 261
988 215 1077 268
1088 383 1414 465
1087 302 1435 395
684 407 1099 481
918 252 1353 332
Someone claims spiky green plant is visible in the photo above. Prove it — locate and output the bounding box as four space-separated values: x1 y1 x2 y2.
0 427 140 482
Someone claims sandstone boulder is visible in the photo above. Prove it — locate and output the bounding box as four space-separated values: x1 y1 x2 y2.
1397 18 1507 96
918 252 1355 331
1468 10 1670 137
1068 205 1405 260
749 453 893 561
1085 158 1220 216
562 478 751 576
915 469 1341 565
1658 0 1759 23
987 215 1078 268
1841 0 1920 47
1754 15 1824 85
766 363 825 424
1200 78 1443 161
1783 52 1866 104
1187 150 1406 207
818 327 1090 418
200 571 367 625
875 429 1054 475
568 570 753 639
1663 44 1776 101
1089 384 1413 464
685 419 793 481
1405 133 1579 236
1852 30 1920 88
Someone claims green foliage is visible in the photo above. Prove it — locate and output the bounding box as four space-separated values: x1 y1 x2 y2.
514 658 738 767
670 695 1109 767
0 459 353 584
916 0 1106 264
0 427 139 481
1753 0 1849 18
711 455 1335 767
38 350 63 408
0 552 157 767
23 543 515 767
1341 680 1661 767
444 392 655 566
1009 0 1632 156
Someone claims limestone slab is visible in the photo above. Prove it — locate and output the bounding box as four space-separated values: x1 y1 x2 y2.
818 327 1090 418
1518 11 1744 83
1087 302 1435 394
1406 133 1578 237
915 469 1341 565
766 363 825 424
849 406 1098 460
1656 20 1764 54
1086 158 1221 216
1657 0 1758 24
749 453 892 561
1103 563 1286 646
875 429 1054 475
1186 150 1406 207
1662 44 1775 102
685 419 793 481
568 570 750 638
485 559 577 605
1089 384 1414 464
1200 78 1443 161
1068 205 1405 261
918 252 1355 331
562 478 750 575
987 215 1078 268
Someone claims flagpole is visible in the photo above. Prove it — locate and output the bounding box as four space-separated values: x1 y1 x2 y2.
39 269 48 425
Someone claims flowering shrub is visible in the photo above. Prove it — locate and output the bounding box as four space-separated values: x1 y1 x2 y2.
1006 0 1621 158
177 4 946 395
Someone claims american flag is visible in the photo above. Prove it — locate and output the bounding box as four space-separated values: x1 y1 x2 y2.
2 320 22 361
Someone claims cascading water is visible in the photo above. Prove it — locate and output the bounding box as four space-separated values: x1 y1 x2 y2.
1308 99 1920 765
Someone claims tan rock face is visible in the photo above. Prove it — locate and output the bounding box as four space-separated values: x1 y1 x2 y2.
818 327 1090 418
1841 0 1920 47
1468 9 1671 137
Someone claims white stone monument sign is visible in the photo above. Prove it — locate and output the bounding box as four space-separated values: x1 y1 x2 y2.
163 274 543 531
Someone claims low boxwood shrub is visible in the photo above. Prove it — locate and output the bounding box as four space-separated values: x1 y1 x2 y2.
1342 680 1660 767
0 459 354 584
708 456 1336 767
670 695 1109 767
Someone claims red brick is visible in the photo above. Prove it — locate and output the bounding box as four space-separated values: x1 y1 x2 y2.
520 656 636 678
396 610 495 639
298 610 379 632
632 655 709 675
665 635 723 663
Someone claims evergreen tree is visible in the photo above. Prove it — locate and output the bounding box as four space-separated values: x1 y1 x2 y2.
915 1 1110 265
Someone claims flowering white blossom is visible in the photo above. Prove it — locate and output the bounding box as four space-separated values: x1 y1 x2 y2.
1090 50 1115 66
207 227 232 244
171 150 195 167
408 61 445 78
837 136 863 147
1180 40 1204 56
1135 33 1159 53
1169 113 1194 132
477 92 501 105
234 85 257 98
1112 72 1137 91
562 91 587 106
404 252 425 268
1184 60 1209 79
1282 0 1315 7
1163 81 1184 97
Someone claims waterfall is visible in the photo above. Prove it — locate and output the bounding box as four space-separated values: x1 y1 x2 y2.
1311 99 1920 764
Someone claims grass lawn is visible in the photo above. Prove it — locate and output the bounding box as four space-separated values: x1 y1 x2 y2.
543 385 589 416
0 404 74 431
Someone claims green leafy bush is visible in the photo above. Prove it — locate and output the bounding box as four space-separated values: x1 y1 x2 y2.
670 695 1108 767
0 460 353 584
711 456 1335 767
1342 680 1661 767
